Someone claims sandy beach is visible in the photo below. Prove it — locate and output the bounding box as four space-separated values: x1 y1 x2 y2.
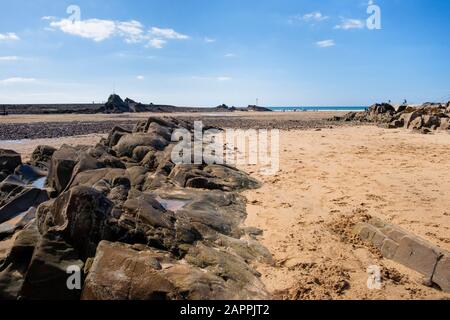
1 112 449 299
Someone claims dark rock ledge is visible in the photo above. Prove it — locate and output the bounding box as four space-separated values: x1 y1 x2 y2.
0 116 272 300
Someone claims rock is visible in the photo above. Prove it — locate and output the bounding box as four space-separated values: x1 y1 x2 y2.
439 118 450 130
403 111 423 129
422 115 441 129
0 116 270 300
0 149 22 174
82 241 268 300
116 192 201 253
133 146 154 162
432 254 450 293
169 164 260 192
46 146 80 194
37 186 115 258
0 207 36 240
104 126 132 148
14 164 47 183
185 242 268 299
29 145 56 169
113 133 169 158
81 241 179 300
126 166 148 189
0 188 49 224
380 239 399 259
0 224 40 300
392 236 441 279
102 94 130 113
19 235 84 300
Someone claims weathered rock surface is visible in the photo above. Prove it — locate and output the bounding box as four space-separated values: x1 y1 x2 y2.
0 149 22 182
353 218 450 293
82 241 268 300
0 116 269 300
29 145 56 169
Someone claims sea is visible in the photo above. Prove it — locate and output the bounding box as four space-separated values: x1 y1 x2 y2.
269 106 367 112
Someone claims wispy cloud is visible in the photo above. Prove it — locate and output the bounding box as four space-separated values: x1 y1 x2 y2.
136 75 145 80
147 38 167 49
47 17 189 48
0 56 21 61
334 18 365 30
289 11 329 24
316 39 335 48
301 12 329 22
204 37 216 43
224 53 237 58
0 32 20 41
0 77 36 84
150 27 189 40
192 76 232 82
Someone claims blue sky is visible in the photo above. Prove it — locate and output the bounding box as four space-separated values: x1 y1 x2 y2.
0 0 449 106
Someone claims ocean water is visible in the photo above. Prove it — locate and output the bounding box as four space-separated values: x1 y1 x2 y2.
269 106 367 112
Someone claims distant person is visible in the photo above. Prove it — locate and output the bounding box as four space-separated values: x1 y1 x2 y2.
403 99 407 105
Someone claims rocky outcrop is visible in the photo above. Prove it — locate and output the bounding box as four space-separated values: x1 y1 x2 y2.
0 116 270 300
102 94 130 113
338 102 450 133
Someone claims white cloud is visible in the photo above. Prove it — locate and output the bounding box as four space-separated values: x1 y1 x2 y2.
301 12 329 22
0 56 20 61
0 32 20 41
204 37 216 43
47 17 189 48
50 18 116 42
117 20 144 43
147 38 167 49
136 75 145 80
224 53 237 58
191 76 232 82
0 77 36 84
334 18 365 30
41 16 56 21
316 39 335 48
149 27 189 40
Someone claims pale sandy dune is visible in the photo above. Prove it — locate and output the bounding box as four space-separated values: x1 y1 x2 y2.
239 126 450 300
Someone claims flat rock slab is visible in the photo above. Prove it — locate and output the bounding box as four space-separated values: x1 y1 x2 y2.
353 219 449 293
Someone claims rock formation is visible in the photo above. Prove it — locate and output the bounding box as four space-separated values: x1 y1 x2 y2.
0 117 271 300
337 102 450 133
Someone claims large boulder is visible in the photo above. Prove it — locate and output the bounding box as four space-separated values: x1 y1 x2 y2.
0 149 22 179
29 145 56 170
81 241 268 300
113 133 169 158
0 224 40 300
0 188 48 224
19 235 84 300
37 186 115 258
46 146 81 194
